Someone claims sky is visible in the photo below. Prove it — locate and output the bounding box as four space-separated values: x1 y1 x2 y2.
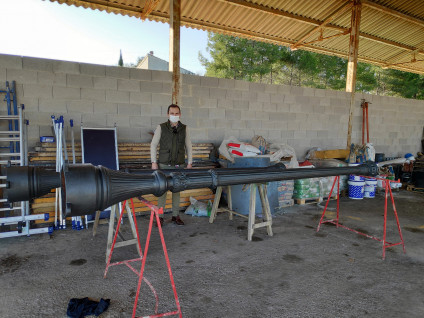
0 0 210 75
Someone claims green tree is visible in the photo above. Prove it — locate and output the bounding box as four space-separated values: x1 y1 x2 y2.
199 32 423 100
385 69 424 99
356 63 378 93
315 55 347 90
118 50 123 67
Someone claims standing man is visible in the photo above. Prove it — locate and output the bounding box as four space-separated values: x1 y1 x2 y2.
150 104 193 226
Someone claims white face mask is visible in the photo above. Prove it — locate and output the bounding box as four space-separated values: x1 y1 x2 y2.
169 115 180 123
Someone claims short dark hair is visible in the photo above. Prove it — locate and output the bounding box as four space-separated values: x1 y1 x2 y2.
167 104 181 114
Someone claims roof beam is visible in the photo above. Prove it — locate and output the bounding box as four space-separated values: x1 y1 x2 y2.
291 1 353 50
385 41 424 64
346 0 362 148
362 0 424 28
140 0 161 20
301 29 351 47
220 0 424 55
149 10 424 75
218 0 331 28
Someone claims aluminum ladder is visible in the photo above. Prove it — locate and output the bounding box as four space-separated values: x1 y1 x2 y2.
0 81 49 238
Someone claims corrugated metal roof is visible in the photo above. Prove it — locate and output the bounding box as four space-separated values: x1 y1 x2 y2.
48 0 424 74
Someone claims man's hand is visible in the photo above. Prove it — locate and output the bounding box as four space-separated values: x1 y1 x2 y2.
187 163 192 169
152 162 158 170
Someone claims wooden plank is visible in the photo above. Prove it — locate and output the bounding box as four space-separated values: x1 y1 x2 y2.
32 148 212 154
295 195 337 205
248 184 256 241
313 149 349 159
407 185 424 193
291 2 353 50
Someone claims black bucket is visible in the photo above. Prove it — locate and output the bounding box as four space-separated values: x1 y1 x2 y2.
375 153 385 163
412 170 424 188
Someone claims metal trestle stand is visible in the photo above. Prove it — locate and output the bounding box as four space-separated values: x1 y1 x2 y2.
317 175 406 259
209 183 273 241
104 198 182 318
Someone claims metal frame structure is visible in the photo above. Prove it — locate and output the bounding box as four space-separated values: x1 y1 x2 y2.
0 81 50 238
104 198 182 318
317 175 406 259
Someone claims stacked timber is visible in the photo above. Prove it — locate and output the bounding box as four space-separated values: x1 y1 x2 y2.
29 142 219 169
32 188 215 225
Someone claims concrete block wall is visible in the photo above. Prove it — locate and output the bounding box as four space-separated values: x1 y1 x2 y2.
1 54 423 159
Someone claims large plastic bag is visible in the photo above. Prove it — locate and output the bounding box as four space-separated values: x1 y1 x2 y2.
184 197 211 217
251 135 268 154
365 143 375 162
228 147 258 157
268 143 299 168
218 136 261 162
227 142 261 153
218 136 241 162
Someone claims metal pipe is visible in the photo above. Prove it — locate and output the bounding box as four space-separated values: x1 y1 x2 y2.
4 166 61 202
62 162 378 217
4 162 378 217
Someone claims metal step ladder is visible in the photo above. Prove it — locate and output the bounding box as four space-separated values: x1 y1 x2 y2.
0 81 50 238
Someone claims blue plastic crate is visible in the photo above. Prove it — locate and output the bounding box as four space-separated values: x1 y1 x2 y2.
40 136 55 143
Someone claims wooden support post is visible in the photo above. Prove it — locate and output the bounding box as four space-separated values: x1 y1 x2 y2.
248 184 257 241
209 186 223 223
346 0 362 148
105 203 140 263
227 185 233 220
258 184 273 237
169 0 181 105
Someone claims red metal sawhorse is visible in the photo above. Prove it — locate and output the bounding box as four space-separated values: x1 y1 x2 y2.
104 198 182 318
317 175 406 259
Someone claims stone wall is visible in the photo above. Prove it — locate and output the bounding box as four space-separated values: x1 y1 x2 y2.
1 53 423 159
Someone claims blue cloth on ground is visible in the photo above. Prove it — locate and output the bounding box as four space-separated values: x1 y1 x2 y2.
67 297 110 318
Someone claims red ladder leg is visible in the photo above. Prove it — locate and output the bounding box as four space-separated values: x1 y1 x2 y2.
317 176 339 231
388 183 406 254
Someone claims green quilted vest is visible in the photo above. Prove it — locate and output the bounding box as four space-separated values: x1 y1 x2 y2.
158 121 187 165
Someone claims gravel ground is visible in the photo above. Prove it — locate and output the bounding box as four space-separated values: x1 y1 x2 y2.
1 190 423 318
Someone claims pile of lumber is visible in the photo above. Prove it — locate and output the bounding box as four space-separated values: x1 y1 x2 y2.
32 188 215 224
29 142 219 169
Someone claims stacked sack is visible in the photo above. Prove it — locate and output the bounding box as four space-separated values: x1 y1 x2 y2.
319 176 341 198
293 177 340 201
277 180 294 207
293 178 320 200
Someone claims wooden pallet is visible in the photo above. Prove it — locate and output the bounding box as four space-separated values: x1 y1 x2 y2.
295 195 338 205
278 199 294 208
407 184 424 193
